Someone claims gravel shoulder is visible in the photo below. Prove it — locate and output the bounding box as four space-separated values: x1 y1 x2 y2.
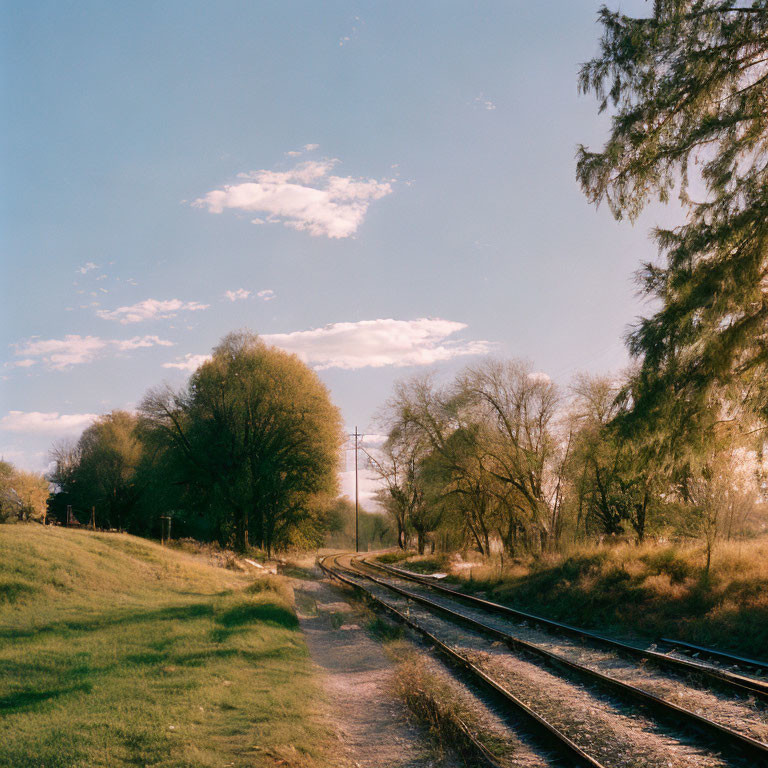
292 568 456 768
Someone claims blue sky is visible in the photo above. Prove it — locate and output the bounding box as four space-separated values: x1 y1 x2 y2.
1 1 682 501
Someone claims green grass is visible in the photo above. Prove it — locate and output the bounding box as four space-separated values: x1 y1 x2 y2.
379 538 768 658
0 526 334 768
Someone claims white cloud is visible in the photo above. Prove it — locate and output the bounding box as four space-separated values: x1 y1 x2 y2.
12 334 174 369
0 411 97 434
286 143 319 158
262 318 493 370
114 336 175 351
77 262 98 274
257 289 276 301
474 94 496 111
527 372 552 385
225 289 251 302
162 353 211 372
194 159 393 239
96 298 209 324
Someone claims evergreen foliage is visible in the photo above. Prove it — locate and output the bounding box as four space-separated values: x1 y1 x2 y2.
578 1 768 449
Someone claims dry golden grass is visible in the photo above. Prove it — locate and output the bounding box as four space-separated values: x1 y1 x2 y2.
398 537 768 658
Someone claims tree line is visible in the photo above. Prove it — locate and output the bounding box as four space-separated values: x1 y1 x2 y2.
47 332 344 555
368 361 766 562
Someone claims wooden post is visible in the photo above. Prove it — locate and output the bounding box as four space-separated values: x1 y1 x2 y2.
66 505 72 527
160 515 171 545
90 506 96 530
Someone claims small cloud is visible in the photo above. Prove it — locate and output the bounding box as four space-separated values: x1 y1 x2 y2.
0 410 97 434
194 158 393 239
96 274 107 281
339 16 363 47
473 94 496 111
527 372 552 385
77 262 98 274
113 336 175 351
6 359 37 369
225 289 251 302
162 353 211 372
97 298 209 324
304 143 319 151
257 289 276 302
286 150 302 157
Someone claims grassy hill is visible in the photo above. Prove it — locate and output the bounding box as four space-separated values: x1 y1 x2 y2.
0 526 333 768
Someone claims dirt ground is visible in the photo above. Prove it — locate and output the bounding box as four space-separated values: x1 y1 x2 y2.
291 565 457 768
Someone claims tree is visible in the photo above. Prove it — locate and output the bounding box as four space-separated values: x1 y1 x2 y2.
568 373 660 542
675 424 764 571
0 461 15 522
323 495 396 551
12 470 50 522
367 417 434 552
141 331 343 554
50 411 144 530
578 2 768 447
0 461 49 523
457 360 567 551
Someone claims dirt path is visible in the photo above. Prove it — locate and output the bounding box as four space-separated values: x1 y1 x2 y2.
292 568 455 768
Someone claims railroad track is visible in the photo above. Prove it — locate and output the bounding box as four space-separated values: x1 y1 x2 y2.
657 637 768 676
319 554 607 768
364 557 768 703
320 553 768 767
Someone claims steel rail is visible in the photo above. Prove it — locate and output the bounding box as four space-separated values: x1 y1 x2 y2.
658 637 768 672
319 555 607 768
364 557 768 702
343 556 768 762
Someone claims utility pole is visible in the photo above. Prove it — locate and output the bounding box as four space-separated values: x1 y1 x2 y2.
345 427 363 552
354 426 360 553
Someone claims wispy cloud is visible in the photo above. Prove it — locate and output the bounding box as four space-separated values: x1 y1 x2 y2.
114 336 174 351
96 298 209 324
473 93 496 111
162 353 211 372
12 334 173 369
257 289 276 301
194 159 393 239
262 318 493 370
77 262 98 274
339 15 363 47
225 289 251 302
0 410 97 434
